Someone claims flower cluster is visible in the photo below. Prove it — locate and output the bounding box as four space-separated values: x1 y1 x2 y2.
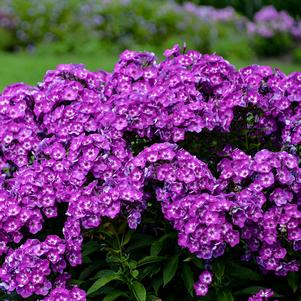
109 46 243 141
194 270 213 296
0 46 300 299
183 2 239 23
0 236 66 298
240 65 301 144
248 289 278 301
42 286 86 301
218 147 301 275
248 5 301 38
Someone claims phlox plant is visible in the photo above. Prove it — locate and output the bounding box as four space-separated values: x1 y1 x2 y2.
0 45 300 300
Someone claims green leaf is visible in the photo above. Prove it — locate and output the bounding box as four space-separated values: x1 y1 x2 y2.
218 290 234 301
181 264 194 296
128 260 138 269
87 270 123 295
122 231 133 246
191 257 204 269
137 256 166 267
127 235 154 252
234 286 266 296
131 270 139 278
229 264 262 281
288 272 299 293
212 261 225 281
70 279 85 285
83 256 92 263
151 233 177 256
131 281 146 301
82 241 99 257
139 265 161 280
163 254 179 287
117 221 127 234
103 291 128 301
79 260 105 280
150 241 163 257
152 276 163 295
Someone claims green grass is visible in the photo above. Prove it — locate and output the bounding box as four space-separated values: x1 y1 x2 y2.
232 58 301 73
0 52 117 91
0 51 300 91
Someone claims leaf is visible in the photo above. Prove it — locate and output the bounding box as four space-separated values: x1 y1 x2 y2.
212 261 225 280
93 269 117 279
83 256 92 263
137 256 166 267
150 265 162 277
229 264 262 281
131 281 146 301
234 287 282 299
117 221 127 234
218 290 234 301
70 279 85 285
87 270 123 295
82 241 99 257
151 233 177 256
181 264 194 296
288 272 299 293
191 257 204 269
234 286 266 296
103 291 128 301
151 242 163 257
163 254 179 287
131 270 139 278
139 265 161 280
148 295 163 301
122 231 133 246
79 260 105 280
127 235 154 252
152 276 163 295
128 260 138 269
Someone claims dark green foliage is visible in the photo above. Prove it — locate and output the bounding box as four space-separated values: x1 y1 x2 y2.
251 33 294 57
293 46 301 64
179 0 301 19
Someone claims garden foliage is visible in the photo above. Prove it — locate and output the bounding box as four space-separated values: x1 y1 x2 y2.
0 1 300 59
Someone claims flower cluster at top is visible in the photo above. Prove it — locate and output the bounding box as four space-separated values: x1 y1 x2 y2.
247 5 301 38
0 45 300 299
182 2 239 23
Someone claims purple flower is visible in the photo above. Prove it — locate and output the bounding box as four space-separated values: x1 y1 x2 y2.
248 288 275 301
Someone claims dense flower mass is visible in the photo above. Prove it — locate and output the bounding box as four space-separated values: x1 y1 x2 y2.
0 46 300 299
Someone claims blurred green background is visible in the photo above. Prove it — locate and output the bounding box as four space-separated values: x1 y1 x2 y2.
0 0 300 91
